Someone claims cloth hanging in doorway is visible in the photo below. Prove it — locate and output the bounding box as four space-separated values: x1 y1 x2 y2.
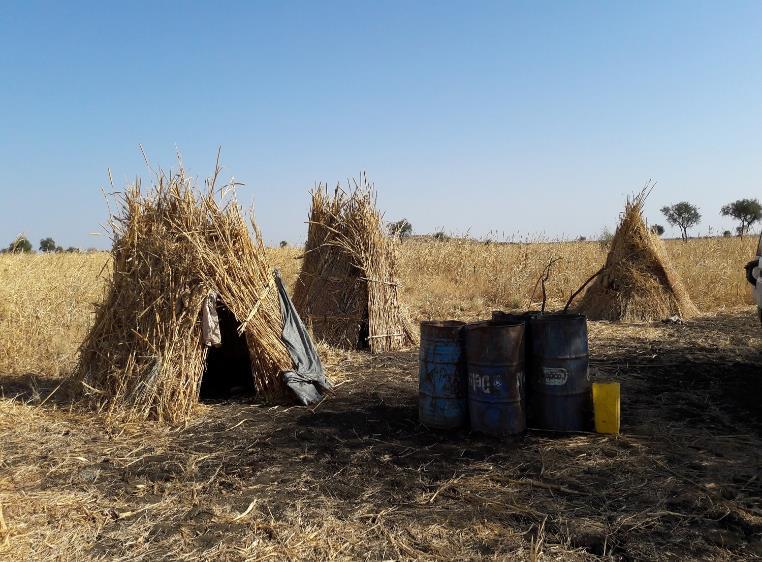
202 291 222 348
275 270 333 405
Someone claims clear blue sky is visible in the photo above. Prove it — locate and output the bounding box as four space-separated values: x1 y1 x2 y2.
1 1 761 249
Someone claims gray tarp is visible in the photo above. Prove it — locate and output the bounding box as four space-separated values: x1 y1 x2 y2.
275 270 333 405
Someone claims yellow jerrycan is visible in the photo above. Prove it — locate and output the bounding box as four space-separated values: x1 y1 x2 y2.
592 382 620 434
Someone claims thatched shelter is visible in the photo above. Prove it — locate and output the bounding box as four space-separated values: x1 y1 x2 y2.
76 165 327 422
293 177 416 352
578 190 699 322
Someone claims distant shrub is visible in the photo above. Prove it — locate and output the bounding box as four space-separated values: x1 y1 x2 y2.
8 236 33 253
388 219 413 239
39 238 57 252
661 202 701 242
721 198 762 237
598 227 613 249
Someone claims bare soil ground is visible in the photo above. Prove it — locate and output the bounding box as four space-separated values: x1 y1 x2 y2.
1 309 761 560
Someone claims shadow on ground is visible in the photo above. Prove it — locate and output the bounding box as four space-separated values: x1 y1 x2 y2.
2 310 761 559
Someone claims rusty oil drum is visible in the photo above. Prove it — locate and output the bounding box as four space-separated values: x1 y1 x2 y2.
528 313 593 431
418 321 468 429
492 311 540 423
465 321 526 437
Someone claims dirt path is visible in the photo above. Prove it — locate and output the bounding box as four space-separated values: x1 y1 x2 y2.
1 310 761 560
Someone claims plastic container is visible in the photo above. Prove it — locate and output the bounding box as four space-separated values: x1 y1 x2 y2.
592 382 620 434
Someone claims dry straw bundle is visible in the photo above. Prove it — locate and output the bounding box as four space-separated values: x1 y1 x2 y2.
75 163 293 422
293 175 416 352
578 189 699 321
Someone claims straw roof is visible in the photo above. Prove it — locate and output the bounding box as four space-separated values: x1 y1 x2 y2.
578 190 699 322
75 165 293 422
293 177 417 352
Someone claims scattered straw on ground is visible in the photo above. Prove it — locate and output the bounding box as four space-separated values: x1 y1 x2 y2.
2 309 761 560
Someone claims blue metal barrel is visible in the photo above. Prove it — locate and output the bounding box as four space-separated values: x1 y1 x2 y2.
465 321 526 437
528 313 593 431
492 311 541 425
418 321 467 429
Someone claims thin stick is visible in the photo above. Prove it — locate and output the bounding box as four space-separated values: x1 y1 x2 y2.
36 382 63 409
564 266 605 313
538 257 561 313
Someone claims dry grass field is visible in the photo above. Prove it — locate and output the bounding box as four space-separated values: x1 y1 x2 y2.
395 236 755 321
1 236 760 560
0 236 754 378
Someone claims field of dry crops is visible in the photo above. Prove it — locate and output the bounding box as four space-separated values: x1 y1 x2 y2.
396 236 755 322
1 236 761 560
0 236 754 377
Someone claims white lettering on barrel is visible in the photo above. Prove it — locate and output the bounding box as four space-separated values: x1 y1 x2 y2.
469 372 491 394
543 367 568 386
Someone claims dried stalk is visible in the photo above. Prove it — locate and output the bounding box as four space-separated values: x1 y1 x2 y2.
577 187 698 321
74 161 293 422
293 176 417 352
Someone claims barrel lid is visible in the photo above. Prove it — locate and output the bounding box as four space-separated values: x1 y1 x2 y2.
465 319 491 327
529 312 587 322
465 319 524 331
492 310 542 323
420 320 466 328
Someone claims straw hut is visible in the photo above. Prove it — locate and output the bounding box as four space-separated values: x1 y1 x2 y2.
578 190 699 322
292 177 417 352
75 166 327 422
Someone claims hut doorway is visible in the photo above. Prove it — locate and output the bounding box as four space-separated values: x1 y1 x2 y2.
357 317 370 350
200 303 256 399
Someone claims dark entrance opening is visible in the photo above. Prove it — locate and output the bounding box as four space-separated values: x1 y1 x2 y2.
355 278 370 350
357 316 370 350
200 302 256 400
